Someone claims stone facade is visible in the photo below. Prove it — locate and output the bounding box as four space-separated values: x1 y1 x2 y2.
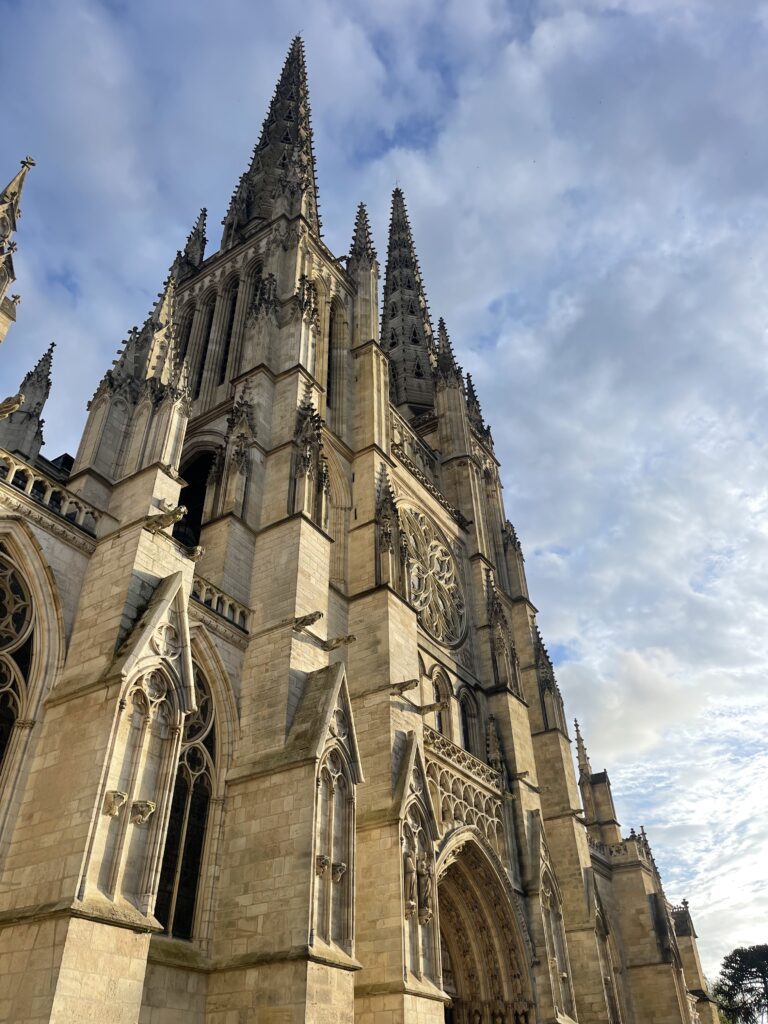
0 37 720 1024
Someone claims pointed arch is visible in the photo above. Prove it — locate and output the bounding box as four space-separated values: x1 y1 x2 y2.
0 519 65 858
436 827 536 1021
152 622 234 950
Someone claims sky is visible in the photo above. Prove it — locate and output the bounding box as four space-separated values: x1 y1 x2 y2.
1 0 767 980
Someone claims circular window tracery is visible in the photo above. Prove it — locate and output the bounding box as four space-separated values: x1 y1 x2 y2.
0 557 32 653
398 506 466 647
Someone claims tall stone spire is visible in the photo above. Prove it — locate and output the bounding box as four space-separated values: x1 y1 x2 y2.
348 202 377 270
0 157 35 344
221 36 320 248
381 188 435 414
0 341 54 461
177 208 207 278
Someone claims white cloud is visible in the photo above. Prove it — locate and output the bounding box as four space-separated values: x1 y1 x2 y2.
1 0 765 981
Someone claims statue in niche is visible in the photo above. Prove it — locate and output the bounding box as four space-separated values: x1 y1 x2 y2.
417 853 434 924
403 842 417 916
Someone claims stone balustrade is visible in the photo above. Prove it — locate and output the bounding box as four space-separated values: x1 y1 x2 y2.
191 575 249 632
423 725 505 854
587 830 653 868
0 448 101 536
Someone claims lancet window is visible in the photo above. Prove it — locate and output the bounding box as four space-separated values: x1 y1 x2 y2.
178 306 195 363
155 663 216 940
313 746 354 952
0 548 33 778
542 876 576 1018
459 690 478 756
326 302 335 407
217 281 239 385
193 297 216 400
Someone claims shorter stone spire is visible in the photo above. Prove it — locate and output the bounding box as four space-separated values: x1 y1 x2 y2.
0 341 54 461
574 719 592 778
348 202 377 269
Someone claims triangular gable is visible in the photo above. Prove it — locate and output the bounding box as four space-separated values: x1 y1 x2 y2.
287 662 364 784
112 571 195 713
393 730 439 841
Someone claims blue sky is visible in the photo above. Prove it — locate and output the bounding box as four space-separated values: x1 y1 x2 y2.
2 0 767 978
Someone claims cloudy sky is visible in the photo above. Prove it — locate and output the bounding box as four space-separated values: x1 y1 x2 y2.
2 0 767 979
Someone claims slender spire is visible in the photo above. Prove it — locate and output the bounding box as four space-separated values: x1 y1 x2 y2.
380 187 435 413
0 158 35 336
0 341 54 461
178 207 207 274
0 157 35 249
348 202 377 270
435 317 462 386
221 36 320 248
574 719 592 778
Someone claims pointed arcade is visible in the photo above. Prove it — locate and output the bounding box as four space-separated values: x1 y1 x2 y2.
221 37 320 248
380 187 435 414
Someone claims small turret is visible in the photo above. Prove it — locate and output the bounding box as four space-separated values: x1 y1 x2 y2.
0 341 54 461
221 37 320 248
574 719 622 843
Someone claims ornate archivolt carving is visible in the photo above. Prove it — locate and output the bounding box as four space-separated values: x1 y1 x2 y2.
398 505 466 647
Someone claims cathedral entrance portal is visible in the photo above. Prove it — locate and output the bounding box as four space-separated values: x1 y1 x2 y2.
437 833 534 1024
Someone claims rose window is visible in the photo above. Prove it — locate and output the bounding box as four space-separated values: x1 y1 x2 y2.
399 506 466 646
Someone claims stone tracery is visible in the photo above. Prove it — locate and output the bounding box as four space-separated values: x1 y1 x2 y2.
398 504 466 646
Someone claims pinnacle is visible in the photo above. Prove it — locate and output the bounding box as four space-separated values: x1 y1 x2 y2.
435 317 462 383
181 208 207 270
349 202 377 265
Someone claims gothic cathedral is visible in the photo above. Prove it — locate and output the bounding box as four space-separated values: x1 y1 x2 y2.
0 38 718 1024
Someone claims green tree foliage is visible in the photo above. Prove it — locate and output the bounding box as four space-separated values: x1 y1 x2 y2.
714 946 768 1024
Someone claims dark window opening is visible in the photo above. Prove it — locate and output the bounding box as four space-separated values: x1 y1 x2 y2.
217 284 239 385
193 302 216 400
173 453 215 546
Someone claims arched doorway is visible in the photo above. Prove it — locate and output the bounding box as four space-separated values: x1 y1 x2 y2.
437 832 534 1024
